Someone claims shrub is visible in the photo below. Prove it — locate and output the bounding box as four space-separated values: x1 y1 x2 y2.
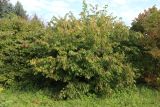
29 3 138 99
0 15 47 85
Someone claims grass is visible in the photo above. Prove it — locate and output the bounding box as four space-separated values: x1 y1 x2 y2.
0 86 160 107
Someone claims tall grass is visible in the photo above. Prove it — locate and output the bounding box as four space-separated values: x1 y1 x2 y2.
0 86 159 107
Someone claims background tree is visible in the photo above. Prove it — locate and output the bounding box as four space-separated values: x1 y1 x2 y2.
131 6 160 37
32 14 39 21
131 6 160 87
14 1 27 19
0 0 14 18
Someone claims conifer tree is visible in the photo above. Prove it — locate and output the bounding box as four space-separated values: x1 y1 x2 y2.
14 1 27 19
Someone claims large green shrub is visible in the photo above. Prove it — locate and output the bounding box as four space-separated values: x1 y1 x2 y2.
29 4 139 99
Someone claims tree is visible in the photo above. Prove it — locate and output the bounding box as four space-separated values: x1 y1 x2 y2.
131 6 160 37
32 14 39 21
14 1 27 19
131 6 160 87
0 0 14 18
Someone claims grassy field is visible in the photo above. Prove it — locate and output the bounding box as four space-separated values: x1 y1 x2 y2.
0 86 160 107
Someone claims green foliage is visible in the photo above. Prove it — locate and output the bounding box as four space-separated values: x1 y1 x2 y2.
29 3 138 99
0 1 141 99
0 15 46 85
0 87 4 93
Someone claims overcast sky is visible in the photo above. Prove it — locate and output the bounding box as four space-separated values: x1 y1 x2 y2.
10 0 160 26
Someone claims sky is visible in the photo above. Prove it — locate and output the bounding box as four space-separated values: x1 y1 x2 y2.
10 0 160 26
